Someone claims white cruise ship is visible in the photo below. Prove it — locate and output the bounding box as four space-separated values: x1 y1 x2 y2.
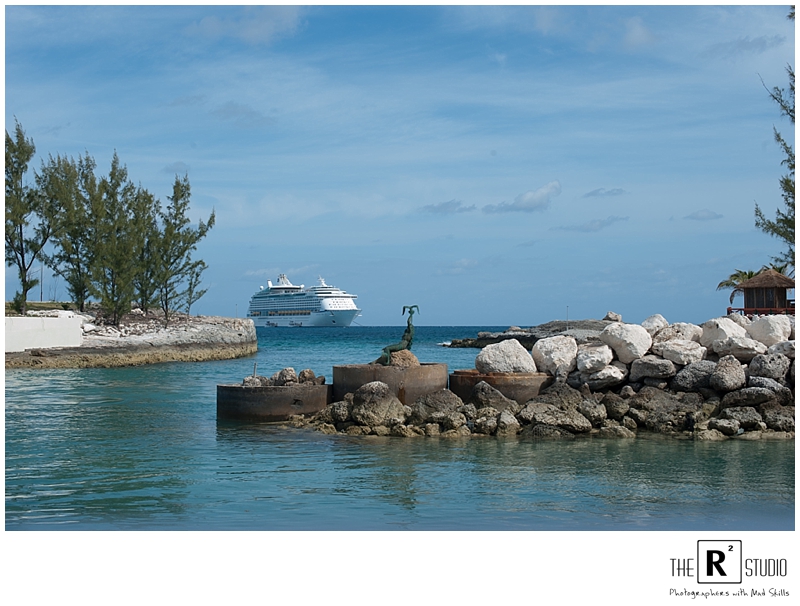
247 274 361 328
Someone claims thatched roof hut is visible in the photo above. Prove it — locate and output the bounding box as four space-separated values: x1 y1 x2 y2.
733 269 795 313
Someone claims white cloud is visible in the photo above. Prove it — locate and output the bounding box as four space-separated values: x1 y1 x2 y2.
210 101 272 129
483 181 561 213
583 187 627 198
684 209 724 221
162 161 190 174
185 6 304 46
703 35 785 59
624 17 655 48
554 215 629 232
420 199 476 214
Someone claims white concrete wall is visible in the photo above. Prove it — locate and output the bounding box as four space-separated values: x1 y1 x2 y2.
5 317 83 352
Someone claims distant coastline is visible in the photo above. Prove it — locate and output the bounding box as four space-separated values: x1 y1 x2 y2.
5 312 257 369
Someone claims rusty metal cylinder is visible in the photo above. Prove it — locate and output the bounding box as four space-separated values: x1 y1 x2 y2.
332 363 448 405
448 369 553 405
217 384 332 421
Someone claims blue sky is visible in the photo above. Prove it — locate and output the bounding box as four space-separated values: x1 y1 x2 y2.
4 4 795 325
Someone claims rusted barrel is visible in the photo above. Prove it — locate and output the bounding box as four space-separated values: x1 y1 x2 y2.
217 383 332 421
332 363 448 405
448 369 553 404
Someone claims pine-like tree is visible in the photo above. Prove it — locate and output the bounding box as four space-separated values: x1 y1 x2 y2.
130 186 161 314
155 175 215 326
755 9 795 272
89 153 138 325
38 153 96 311
5 120 55 314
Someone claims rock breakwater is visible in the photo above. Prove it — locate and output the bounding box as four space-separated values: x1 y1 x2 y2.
6 310 257 368
283 311 794 441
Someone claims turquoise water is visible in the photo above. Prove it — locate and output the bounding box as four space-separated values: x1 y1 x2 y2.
5 327 795 530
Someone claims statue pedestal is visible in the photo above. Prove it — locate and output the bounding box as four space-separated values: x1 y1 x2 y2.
449 369 553 405
332 363 448 405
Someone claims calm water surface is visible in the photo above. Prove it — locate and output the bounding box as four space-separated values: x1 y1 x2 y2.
5 327 795 530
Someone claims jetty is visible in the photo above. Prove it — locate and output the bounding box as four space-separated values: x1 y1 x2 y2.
5 310 257 369
222 311 794 442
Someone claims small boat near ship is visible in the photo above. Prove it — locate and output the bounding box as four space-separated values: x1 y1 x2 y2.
247 274 361 328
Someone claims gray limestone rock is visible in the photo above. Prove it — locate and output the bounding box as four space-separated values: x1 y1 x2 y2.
708 418 740 436
496 410 521 436
762 406 795 432
602 393 630 421
671 360 717 392
694 429 728 441
578 399 608 427
709 355 747 392
748 353 791 382
746 376 794 406
473 415 498 435
350 381 408 427
720 387 775 409
408 389 464 426
272 367 298 386
629 355 677 382
469 381 517 412
597 425 637 439
719 406 763 430
521 423 576 439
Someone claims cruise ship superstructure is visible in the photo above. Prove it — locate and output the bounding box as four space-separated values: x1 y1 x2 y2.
247 274 361 328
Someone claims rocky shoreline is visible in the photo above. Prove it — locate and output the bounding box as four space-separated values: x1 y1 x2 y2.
278 311 795 441
5 310 257 369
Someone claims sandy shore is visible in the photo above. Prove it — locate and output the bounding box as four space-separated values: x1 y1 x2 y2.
5 313 257 369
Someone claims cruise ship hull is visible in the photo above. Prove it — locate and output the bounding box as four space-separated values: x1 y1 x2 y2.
252 308 360 329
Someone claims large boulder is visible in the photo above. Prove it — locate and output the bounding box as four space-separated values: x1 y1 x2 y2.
578 399 607 427
599 323 652 364
746 315 793 348
517 401 592 433
712 336 767 361
495 410 521 436
641 314 669 337
629 355 677 382
576 343 614 373
719 406 763 430
626 387 703 433
700 317 747 349
271 367 298 386
653 322 703 344
748 353 791 382
726 313 752 328
468 380 517 412
670 360 717 392
407 389 464 426
350 381 409 427
720 387 775 409
768 340 795 359
651 339 707 365
709 355 747 392
567 362 628 391
747 376 794 406
531 335 578 377
762 406 795 432
475 339 537 373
